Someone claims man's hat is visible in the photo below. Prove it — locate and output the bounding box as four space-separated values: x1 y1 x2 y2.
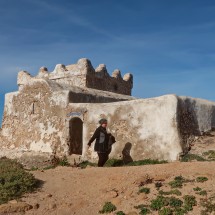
99 118 107 125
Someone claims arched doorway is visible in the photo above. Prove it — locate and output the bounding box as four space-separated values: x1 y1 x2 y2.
69 117 83 155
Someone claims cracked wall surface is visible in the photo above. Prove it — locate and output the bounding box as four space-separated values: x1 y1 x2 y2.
0 80 68 158
68 95 182 162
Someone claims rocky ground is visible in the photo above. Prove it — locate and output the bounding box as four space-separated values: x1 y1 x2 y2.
189 130 215 155
1 132 215 215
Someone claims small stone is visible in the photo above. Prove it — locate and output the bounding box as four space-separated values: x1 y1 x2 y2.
48 203 57 210
33 203 39 209
105 190 118 199
125 190 133 197
46 193 52 198
9 200 18 204
111 198 122 206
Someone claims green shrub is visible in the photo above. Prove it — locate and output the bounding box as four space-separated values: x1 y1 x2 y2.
104 159 168 167
174 176 184 181
134 204 148 209
139 207 151 215
174 207 186 215
196 177 208 183
168 176 193 188
180 154 206 162
138 187 150 194
203 150 215 160
78 161 97 169
134 204 150 214
169 176 184 188
30 166 38 171
169 180 183 188
104 159 124 167
0 157 39 204
126 159 167 166
193 187 202 191
158 207 173 215
80 159 167 168
99 202 117 214
183 204 193 212
159 189 182 196
150 196 169 210
169 197 183 208
58 157 70 166
198 190 207 196
174 175 194 183
170 189 182 196
183 195 197 212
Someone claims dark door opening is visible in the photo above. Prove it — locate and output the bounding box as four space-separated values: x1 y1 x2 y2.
69 117 83 155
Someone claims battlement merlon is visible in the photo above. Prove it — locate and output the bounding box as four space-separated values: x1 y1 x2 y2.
17 58 133 96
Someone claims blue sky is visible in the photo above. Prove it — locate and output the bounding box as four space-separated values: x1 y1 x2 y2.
0 0 215 125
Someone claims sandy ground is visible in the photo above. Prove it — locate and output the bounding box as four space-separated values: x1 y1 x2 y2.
1 131 215 215
15 161 215 215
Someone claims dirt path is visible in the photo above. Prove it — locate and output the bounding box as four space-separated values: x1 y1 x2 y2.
16 161 215 215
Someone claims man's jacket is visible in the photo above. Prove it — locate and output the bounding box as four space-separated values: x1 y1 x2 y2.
88 126 110 153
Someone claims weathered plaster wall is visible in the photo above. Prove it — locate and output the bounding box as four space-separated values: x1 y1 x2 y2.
67 95 182 162
1 68 215 164
0 70 134 160
66 95 215 162
0 79 69 158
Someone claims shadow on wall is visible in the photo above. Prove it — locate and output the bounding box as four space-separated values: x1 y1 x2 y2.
212 106 215 130
177 98 200 152
122 142 133 164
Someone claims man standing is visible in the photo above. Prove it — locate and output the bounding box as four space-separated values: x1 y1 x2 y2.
88 118 115 167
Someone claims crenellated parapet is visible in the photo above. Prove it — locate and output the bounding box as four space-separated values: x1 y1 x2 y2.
90 63 133 95
17 58 133 95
